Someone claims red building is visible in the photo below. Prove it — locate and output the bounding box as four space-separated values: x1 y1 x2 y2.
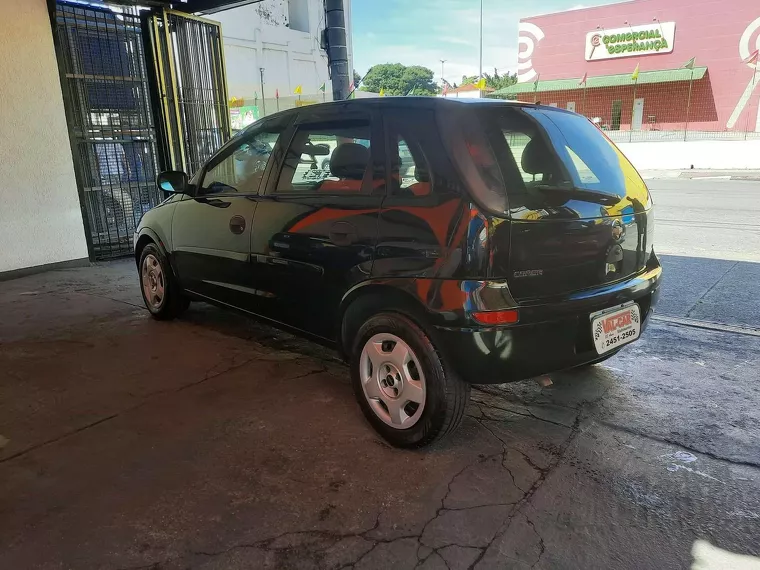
502 0 760 134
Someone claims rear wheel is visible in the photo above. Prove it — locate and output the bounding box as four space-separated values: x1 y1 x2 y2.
139 243 189 320
351 313 469 448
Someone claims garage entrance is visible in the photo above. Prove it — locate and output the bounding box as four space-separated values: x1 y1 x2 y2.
52 1 230 260
53 2 162 259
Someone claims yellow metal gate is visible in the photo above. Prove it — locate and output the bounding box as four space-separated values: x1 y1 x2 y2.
149 10 231 174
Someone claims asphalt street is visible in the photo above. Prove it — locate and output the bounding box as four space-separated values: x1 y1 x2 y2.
652 178 760 263
0 178 758 570
648 178 760 328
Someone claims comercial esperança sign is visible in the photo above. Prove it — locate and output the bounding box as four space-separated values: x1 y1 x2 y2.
585 22 676 61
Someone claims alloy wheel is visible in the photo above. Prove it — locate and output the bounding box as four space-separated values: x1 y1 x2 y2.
359 333 426 429
141 254 165 310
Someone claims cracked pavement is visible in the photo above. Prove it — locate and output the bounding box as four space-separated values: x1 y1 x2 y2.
1 244 760 568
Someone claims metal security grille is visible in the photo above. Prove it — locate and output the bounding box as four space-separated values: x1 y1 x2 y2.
54 2 163 259
150 10 230 174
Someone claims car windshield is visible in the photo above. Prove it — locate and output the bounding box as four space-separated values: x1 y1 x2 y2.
526 108 650 204
478 106 650 211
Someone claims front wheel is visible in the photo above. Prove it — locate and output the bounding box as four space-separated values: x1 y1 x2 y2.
350 313 470 448
139 243 189 320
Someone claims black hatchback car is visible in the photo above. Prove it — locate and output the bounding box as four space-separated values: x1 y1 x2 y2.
135 98 661 447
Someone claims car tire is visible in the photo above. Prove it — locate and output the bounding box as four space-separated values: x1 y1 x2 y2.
350 312 470 448
138 243 189 320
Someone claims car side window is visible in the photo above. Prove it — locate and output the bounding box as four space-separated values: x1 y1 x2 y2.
384 114 434 198
392 135 432 197
274 119 379 195
500 131 536 183
200 126 284 195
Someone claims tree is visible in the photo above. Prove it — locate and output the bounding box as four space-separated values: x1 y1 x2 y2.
353 69 362 87
460 69 518 91
360 63 438 96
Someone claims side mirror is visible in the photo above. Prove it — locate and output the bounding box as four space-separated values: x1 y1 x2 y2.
157 170 189 194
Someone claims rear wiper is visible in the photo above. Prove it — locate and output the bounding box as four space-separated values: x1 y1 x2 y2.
534 184 623 206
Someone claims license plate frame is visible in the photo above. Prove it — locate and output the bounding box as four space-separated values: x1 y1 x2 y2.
590 302 641 355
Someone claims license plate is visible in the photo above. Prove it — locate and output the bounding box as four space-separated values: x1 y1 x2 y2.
591 303 641 355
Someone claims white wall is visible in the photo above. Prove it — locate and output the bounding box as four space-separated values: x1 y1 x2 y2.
0 0 88 273
617 140 760 171
215 0 352 102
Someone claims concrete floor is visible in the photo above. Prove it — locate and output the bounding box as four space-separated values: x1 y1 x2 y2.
2 174 760 570
1 258 759 570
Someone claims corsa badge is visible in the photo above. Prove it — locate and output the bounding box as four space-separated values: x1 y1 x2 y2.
514 269 544 278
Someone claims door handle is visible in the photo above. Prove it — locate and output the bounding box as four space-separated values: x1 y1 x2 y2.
229 215 246 234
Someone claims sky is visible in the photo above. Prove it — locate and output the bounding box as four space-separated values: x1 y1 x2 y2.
351 0 626 85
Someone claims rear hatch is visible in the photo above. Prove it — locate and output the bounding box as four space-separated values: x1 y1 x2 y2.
461 104 654 303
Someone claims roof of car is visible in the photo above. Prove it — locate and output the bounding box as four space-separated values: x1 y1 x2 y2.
263 97 574 120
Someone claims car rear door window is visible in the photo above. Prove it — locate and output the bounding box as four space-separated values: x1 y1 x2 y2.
392 136 432 196
274 120 377 195
384 110 453 200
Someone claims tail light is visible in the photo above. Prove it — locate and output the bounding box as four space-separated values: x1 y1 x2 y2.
472 310 519 325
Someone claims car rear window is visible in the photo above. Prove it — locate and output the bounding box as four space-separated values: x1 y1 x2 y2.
477 106 650 214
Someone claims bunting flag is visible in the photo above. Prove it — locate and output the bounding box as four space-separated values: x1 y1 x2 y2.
533 74 540 90
745 49 759 65
275 88 280 99
683 57 696 70
442 83 449 96
474 77 487 90
579 72 588 86
319 82 326 92
294 85 303 95
631 63 640 81
379 88 385 97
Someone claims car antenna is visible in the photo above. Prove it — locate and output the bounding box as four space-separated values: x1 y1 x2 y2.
345 71 369 100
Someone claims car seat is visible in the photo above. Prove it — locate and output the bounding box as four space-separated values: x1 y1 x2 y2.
318 142 369 193
520 137 563 185
407 166 431 197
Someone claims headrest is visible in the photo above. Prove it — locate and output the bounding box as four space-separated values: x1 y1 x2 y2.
521 138 554 176
330 143 369 179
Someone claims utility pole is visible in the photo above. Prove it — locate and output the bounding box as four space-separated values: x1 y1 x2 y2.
440 59 447 87
259 67 266 117
479 0 484 96
324 0 350 101
479 0 483 79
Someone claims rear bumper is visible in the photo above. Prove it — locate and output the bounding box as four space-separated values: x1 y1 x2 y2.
433 265 662 384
